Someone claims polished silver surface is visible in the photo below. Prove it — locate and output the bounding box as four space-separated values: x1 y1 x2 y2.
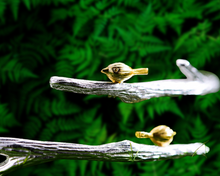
50 59 220 103
0 137 209 175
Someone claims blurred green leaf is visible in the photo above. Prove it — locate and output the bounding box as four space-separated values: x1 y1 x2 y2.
0 103 20 128
146 98 184 119
49 8 69 24
118 102 134 124
0 54 38 84
9 0 19 20
22 0 31 10
1 0 220 176
106 133 117 143
111 163 132 176
139 160 170 176
0 126 8 133
0 0 6 20
134 101 146 123
78 160 88 176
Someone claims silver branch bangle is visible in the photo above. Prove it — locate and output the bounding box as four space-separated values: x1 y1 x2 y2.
0 137 209 175
49 59 220 103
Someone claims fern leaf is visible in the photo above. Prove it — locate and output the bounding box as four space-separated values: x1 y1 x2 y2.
73 44 93 76
0 54 38 84
87 58 101 79
0 0 6 20
105 133 117 143
21 41 55 62
166 13 183 35
146 97 184 119
116 27 136 46
154 16 167 34
91 161 98 176
145 104 154 119
24 81 47 114
169 157 205 176
67 160 77 176
24 117 42 138
145 43 171 53
195 92 220 112
55 60 74 77
9 0 20 20
49 8 69 24
50 99 81 116
136 3 153 30
39 118 82 141
79 0 88 9
174 31 191 51
94 125 107 144
139 3 152 23
95 0 110 10
0 126 8 133
31 0 41 7
72 5 90 37
0 25 17 36
112 163 132 176
0 103 20 129
93 17 108 37
39 125 55 141
142 35 163 44
118 0 140 7
54 131 82 142
139 161 170 176
118 102 134 124
96 37 125 60
174 119 191 143
189 39 220 67
22 0 31 10
134 101 146 123
204 0 220 14
135 4 155 33
174 20 211 52
190 116 209 140
78 160 89 176
80 106 99 124
85 116 102 139
104 6 122 18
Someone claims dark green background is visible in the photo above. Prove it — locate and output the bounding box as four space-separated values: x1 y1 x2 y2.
0 0 220 175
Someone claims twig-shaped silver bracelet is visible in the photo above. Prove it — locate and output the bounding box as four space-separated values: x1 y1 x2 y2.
0 137 209 175
50 59 220 103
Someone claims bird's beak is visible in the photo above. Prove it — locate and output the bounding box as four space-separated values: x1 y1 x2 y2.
101 68 109 73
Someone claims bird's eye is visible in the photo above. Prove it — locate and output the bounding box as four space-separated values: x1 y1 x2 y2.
112 67 120 73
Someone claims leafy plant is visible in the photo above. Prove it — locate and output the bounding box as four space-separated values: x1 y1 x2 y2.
0 0 219 176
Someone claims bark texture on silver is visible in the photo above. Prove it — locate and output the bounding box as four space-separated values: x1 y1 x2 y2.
49 59 220 103
0 137 209 175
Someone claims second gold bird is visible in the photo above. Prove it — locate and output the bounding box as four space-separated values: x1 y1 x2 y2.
135 125 176 147
101 62 148 83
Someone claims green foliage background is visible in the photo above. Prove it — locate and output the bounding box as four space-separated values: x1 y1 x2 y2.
0 0 220 175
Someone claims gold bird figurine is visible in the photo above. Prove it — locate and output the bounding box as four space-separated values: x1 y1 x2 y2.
135 125 176 147
101 62 148 83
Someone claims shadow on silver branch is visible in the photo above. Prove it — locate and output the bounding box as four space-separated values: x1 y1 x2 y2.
50 59 220 103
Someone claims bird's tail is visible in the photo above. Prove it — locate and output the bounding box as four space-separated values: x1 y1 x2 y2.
133 68 148 75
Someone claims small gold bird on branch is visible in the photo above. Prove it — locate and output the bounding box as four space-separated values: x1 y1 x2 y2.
101 62 148 83
135 125 176 147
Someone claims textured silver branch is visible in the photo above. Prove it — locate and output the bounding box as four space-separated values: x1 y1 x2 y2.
49 59 220 103
0 137 209 175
